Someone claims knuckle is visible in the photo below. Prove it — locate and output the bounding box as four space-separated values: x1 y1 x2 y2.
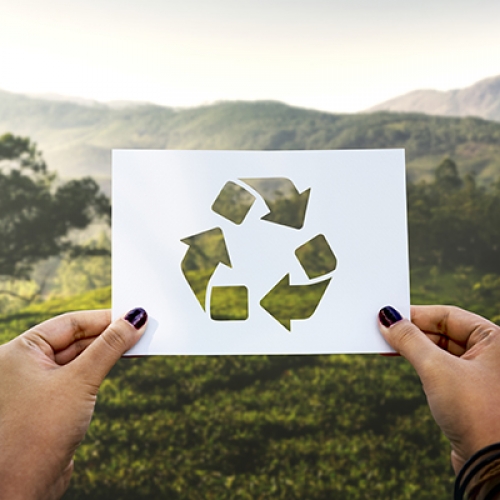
60 312 87 341
467 324 500 352
73 338 90 356
436 306 453 334
468 328 490 346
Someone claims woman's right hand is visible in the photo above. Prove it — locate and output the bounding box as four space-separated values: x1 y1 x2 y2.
378 305 500 473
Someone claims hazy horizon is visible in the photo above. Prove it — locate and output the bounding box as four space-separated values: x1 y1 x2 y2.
2 72 499 115
1 0 499 113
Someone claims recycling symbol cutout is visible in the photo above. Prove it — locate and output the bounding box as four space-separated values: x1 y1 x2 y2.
181 178 337 330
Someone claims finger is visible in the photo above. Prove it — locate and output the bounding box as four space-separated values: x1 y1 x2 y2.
71 307 148 386
26 310 111 353
411 305 500 349
54 336 98 365
379 306 446 378
425 332 466 356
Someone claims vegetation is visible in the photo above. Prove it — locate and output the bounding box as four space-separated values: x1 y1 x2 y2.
2 121 500 498
0 287 111 346
3 262 499 500
0 288 453 500
0 234 111 314
0 133 110 306
409 158 500 274
3 92 500 185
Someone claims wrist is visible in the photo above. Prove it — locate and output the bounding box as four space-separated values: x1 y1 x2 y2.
474 467 500 500
0 469 65 500
0 434 66 500
0 470 35 500
455 443 500 500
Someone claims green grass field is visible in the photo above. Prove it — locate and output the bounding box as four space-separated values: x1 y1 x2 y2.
0 282 462 500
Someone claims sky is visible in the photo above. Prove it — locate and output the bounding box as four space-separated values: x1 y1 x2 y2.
0 0 499 113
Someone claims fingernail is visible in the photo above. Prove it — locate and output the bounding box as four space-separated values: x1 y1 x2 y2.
125 307 148 330
379 306 403 328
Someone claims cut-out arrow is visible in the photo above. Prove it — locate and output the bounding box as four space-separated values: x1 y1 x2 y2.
241 178 310 229
260 274 331 330
181 227 231 310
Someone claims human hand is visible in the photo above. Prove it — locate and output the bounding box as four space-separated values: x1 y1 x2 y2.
0 307 148 500
378 305 500 474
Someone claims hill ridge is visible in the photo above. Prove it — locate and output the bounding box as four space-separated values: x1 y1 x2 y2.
2 90 500 192
368 75 500 122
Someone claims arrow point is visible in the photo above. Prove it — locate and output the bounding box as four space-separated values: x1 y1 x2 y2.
279 318 291 331
300 188 311 205
260 210 273 223
180 228 232 310
279 273 291 288
259 188 310 229
260 274 291 328
296 188 311 229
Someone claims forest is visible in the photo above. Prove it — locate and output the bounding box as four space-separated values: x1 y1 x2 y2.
2 129 500 499
3 91 500 185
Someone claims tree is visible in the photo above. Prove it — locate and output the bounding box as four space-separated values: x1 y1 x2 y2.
434 157 463 191
408 158 500 272
0 133 110 294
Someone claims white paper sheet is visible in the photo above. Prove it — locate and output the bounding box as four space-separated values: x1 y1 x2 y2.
112 149 409 355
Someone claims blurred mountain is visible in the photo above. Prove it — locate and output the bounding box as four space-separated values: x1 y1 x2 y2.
368 75 500 121
2 88 500 194
26 92 152 109
24 92 105 108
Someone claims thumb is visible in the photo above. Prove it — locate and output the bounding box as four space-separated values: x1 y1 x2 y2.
378 306 444 379
72 307 148 387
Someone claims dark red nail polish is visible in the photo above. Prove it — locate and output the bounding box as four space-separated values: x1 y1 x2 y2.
125 307 148 329
379 306 403 328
